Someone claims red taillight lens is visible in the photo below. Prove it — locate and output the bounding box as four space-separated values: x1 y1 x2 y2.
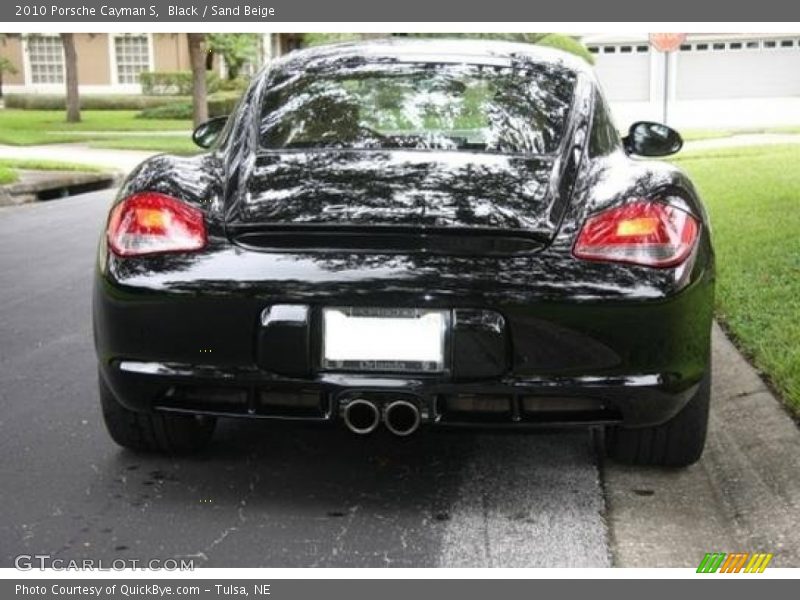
107 192 207 257
573 201 699 267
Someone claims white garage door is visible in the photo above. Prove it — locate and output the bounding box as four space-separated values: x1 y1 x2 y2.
587 44 651 102
677 38 800 100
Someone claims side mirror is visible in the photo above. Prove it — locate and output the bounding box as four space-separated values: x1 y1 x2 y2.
623 121 683 157
192 116 229 149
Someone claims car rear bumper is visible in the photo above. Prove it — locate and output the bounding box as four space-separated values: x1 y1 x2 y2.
93 240 714 430
100 358 702 429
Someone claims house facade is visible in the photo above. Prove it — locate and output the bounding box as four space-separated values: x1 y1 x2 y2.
0 33 231 95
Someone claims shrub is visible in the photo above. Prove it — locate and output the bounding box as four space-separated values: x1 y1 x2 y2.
208 92 241 117
135 92 242 120
136 102 194 120
4 94 188 110
216 76 251 92
139 71 221 95
536 34 595 65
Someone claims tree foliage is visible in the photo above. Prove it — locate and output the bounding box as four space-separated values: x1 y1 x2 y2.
208 33 260 80
299 32 594 65
302 33 364 47
0 56 18 98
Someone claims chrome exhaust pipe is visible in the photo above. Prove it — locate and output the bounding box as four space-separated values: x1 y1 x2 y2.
384 400 421 437
342 399 381 435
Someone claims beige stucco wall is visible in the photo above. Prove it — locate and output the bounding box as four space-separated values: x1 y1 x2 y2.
153 34 224 74
0 35 25 85
75 34 111 86
153 33 190 71
0 33 110 86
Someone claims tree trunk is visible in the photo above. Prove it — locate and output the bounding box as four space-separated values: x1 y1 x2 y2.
61 33 80 123
187 33 208 127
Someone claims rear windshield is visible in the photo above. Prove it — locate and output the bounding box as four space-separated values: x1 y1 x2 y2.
259 62 576 155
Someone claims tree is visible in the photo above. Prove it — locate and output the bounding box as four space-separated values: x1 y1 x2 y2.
187 34 208 127
0 56 17 98
300 33 594 65
208 33 259 80
60 33 80 122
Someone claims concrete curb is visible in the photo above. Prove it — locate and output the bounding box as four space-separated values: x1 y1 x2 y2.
0 169 121 206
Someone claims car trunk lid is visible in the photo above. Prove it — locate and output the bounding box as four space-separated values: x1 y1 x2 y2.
225 149 569 255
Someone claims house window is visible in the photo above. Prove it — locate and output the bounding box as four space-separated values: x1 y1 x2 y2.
114 35 150 85
729 42 743 50
587 46 599 54
27 35 64 84
746 41 759 49
603 46 616 54
780 39 794 48
636 45 649 53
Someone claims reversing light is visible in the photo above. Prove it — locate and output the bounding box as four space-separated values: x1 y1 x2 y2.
107 191 207 257
573 200 699 267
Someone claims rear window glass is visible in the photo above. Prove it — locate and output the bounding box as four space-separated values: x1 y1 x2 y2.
259 62 577 155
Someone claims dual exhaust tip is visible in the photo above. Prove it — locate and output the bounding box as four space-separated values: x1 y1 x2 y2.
343 398 421 437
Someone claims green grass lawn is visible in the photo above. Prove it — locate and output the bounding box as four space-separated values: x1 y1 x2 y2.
673 145 800 412
0 158 101 185
0 110 192 146
0 166 16 185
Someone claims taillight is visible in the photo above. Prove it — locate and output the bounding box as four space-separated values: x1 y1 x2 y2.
573 201 699 267
107 192 207 257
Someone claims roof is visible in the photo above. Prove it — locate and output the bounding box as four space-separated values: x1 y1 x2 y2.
273 38 593 75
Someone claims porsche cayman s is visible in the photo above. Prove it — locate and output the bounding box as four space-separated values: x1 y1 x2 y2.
93 40 714 466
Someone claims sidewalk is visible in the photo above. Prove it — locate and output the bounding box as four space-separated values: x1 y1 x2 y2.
684 133 800 152
0 143 157 175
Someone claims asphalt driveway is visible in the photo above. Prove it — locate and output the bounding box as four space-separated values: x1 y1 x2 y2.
1 189 799 568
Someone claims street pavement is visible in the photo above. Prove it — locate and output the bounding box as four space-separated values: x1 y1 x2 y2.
1 189 799 568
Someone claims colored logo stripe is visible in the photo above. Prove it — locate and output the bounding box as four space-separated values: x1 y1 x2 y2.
744 553 773 573
697 553 726 573
720 553 749 573
697 552 773 573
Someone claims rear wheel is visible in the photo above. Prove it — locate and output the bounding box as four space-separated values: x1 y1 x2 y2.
99 373 216 454
605 370 711 467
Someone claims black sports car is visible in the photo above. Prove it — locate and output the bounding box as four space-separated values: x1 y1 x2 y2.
93 40 714 466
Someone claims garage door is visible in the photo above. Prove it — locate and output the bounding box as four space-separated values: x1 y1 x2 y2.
677 38 800 100
587 44 651 102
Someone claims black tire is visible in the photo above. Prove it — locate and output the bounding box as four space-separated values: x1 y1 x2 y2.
605 370 711 467
99 373 216 454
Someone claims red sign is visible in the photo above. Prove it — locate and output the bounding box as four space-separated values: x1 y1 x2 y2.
649 33 687 52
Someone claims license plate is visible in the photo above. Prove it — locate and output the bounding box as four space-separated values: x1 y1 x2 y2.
322 307 446 373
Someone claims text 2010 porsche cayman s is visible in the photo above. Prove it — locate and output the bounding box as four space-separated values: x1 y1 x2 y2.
93 40 714 466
